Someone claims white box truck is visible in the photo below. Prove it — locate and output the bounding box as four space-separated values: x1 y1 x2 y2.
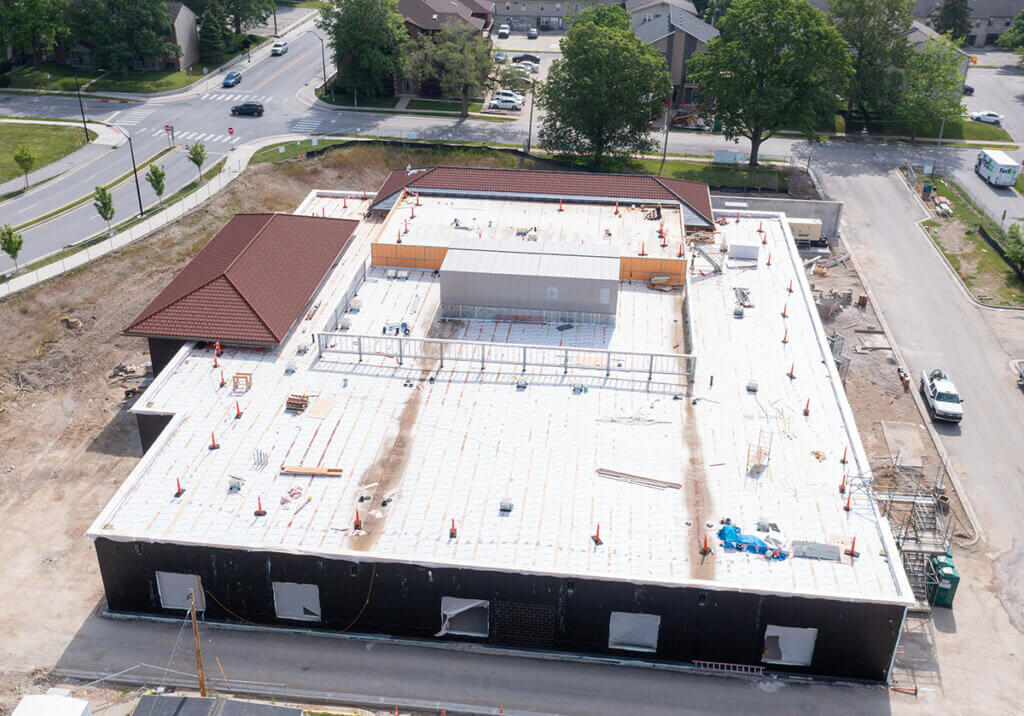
975 149 1020 187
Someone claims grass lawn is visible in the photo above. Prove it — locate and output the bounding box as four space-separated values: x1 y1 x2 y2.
0 123 95 185
250 138 351 164
627 157 788 191
87 69 195 94
316 89 399 108
924 175 1024 305
6 63 101 91
405 99 486 113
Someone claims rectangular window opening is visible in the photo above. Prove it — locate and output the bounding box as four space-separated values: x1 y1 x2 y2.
272 581 322 622
156 571 205 611
438 596 490 637
608 611 660 652
762 625 818 666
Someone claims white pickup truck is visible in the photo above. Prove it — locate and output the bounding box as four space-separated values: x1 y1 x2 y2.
920 369 964 423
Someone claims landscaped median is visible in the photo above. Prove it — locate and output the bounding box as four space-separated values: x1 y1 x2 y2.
314 87 510 121
916 173 1024 306
0 122 97 190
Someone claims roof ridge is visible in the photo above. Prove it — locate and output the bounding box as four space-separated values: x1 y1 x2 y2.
127 273 227 330
652 175 712 222
221 272 280 341
222 213 277 277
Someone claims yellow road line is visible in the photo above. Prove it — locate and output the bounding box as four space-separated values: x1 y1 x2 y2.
252 45 320 92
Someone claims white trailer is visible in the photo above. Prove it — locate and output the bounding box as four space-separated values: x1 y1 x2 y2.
975 149 1020 187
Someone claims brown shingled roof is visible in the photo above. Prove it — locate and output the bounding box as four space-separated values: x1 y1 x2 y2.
371 166 714 225
125 213 358 345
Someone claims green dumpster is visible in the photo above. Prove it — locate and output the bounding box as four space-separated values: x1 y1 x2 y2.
712 118 722 133
928 549 960 607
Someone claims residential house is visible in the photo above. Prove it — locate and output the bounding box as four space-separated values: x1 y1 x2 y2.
626 0 718 105
917 0 1023 47
60 2 199 71
398 0 491 94
492 0 581 31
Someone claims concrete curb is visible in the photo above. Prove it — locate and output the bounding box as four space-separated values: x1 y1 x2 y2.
843 170 984 549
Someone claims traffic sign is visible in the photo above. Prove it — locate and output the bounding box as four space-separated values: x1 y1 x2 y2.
164 124 170 133
228 127 234 135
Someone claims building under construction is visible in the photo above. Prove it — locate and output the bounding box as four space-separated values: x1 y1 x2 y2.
90 167 914 682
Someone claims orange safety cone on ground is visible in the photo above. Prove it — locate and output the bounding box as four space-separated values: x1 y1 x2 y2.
254 496 266 517
209 432 219 450
175 478 185 498
592 524 602 545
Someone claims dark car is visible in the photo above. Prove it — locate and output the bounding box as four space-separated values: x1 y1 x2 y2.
963 83 974 95
231 102 264 117
513 53 540 64
223 71 242 87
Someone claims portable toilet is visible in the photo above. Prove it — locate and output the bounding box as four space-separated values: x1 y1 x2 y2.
928 548 960 608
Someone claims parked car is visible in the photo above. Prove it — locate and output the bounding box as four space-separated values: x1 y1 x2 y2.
969 110 1003 125
497 24 510 38
231 101 264 116
489 97 523 111
495 89 524 102
962 83 974 95
527 27 539 39
223 71 242 87
494 51 507 63
920 369 963 423
271 41 288 55
513 53 540 64
514 60 539 73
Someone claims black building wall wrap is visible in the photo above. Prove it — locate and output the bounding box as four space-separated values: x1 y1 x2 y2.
94 538 904 681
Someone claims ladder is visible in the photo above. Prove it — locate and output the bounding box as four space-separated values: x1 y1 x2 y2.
693 660 765 677
746 429 772 475
692 243 724 273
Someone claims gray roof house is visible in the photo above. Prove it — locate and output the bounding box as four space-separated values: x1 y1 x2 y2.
626 0 718 104
914 0 1024 47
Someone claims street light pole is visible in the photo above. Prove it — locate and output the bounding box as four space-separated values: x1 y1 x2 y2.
317 35 328 98
526 82 535 154
273 7 278 36
126 134 145 218
73 73 89 143
937 113 968 148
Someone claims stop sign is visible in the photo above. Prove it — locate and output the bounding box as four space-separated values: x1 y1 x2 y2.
228 127 234 135
164 124 170 132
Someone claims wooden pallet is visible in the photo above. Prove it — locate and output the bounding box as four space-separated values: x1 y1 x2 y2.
280 465 344 477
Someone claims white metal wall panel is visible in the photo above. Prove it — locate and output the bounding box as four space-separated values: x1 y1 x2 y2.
272 581 322 621
155 571 205 611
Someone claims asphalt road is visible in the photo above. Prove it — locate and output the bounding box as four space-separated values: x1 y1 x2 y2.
54 610 892 716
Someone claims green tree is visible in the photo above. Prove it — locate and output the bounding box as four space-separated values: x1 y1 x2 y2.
0 0 69 68
829 0 913 117
224 0 274 35
537 5 672 167
688 0 852 166
567 3 631 29
320 0 408 98
893 35 965 140
1 224 25 272
498 66 530 94
145 163 166 204
998 10 1024 56
13 144 36 189
70 0 178 73
1004 223 1024 270
187 142 207 183
412 21 492 119
93 186 115 232
701 0 734 25
932 0 971 41
199 0 228 62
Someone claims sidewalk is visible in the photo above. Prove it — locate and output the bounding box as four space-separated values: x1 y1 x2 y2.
0 119 123 199
0 133 306 299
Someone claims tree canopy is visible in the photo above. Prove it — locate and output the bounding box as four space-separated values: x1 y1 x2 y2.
199 0 229 62
931 0 971 41
0 0 69 67
893 34 966 139
320 0 408 97
412 22 492 118
998 10 1024 57
70 0 177 73
829 0 913 117
537 5 672 166
688 0 852 166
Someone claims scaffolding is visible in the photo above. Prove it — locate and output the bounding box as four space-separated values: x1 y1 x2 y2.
315 331 696 385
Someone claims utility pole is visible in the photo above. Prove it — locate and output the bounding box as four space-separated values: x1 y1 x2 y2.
526 83 536 154
273 7 278 35
660 104 670 173
317 35 329 98
189 587 207 697
126 134 145 218
73 73 89 143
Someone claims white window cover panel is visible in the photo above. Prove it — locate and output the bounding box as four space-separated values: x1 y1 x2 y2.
600 288 610 304
608 611 661 652
762 625 818 666
437 596 489 637
273 581 322 622
156 571 205 611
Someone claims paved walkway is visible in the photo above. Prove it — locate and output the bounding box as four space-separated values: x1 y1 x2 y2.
0 119 122 198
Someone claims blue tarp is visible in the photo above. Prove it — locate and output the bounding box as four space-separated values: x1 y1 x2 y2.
717 524 788 560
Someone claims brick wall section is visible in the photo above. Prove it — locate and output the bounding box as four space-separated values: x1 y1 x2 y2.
489 601 556 650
